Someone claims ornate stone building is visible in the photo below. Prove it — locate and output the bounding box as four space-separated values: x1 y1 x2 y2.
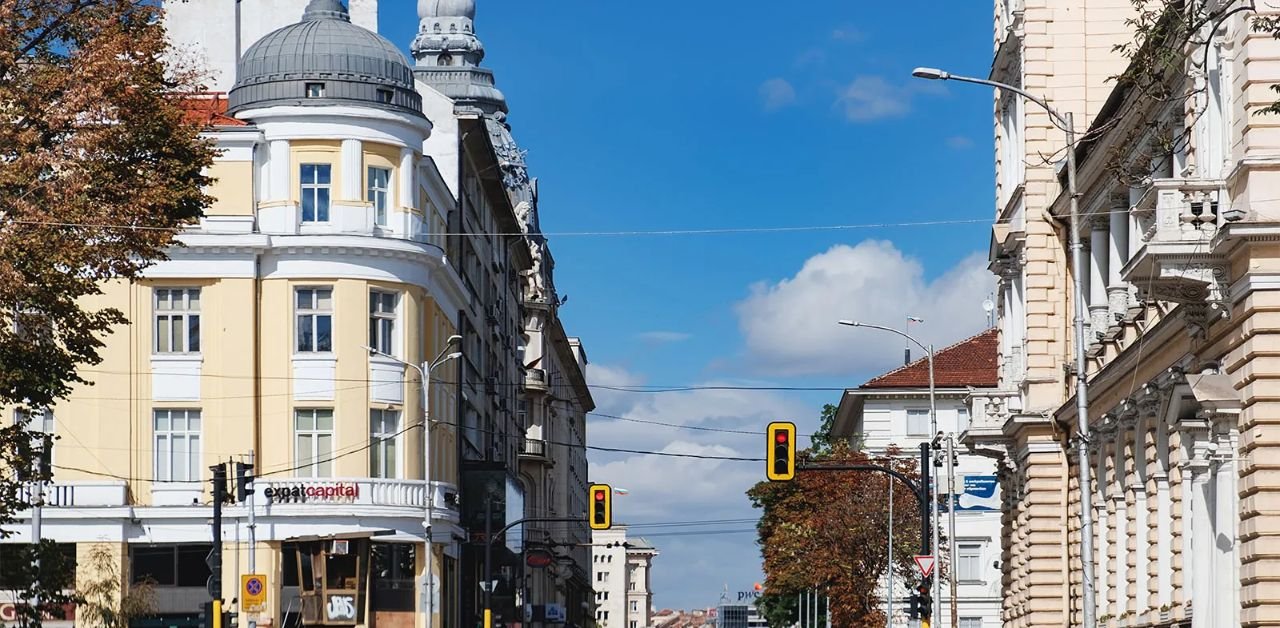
967 1 1280 627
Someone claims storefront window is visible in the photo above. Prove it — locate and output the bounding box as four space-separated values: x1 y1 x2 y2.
130 544 212 587
371 543 415 611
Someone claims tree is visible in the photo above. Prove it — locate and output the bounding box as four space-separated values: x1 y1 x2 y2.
77 545 156 628
0 1 215 622
0 542 78 628
748 435 925 627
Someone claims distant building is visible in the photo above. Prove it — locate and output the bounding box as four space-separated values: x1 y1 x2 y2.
592 526 658 628
830 329 1002 628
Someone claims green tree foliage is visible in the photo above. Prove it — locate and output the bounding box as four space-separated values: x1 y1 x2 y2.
748 420 924 627
76 545 156 628
0 542 78 628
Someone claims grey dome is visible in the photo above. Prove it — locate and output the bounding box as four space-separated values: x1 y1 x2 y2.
228 0 423 117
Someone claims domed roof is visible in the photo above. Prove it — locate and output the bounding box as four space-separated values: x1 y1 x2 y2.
228 0 423 117
419 0 475 19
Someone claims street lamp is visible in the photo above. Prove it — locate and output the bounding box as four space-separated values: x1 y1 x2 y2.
836 320 938 624
912 66 1098 628
367 334 462 628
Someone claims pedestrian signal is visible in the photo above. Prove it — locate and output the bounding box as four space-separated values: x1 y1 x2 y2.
766 422 796 481
589 484 612 530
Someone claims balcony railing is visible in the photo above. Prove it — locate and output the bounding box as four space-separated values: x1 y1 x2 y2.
1123 178 1230 310
257 478 433 509
20 481 127 507
519 438 551 464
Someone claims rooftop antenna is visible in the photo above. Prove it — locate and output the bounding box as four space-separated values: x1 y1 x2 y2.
983 294 996 328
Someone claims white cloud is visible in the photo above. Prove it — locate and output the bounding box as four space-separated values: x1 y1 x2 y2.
637 331 692 344
831 26 865 42
946 135 974 150
734 241 992 377
836 76 943 122
584 364 812 608
759 78 797 112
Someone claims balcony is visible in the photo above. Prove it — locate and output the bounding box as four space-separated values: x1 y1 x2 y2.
20 481 127 508
519 438 552 466
524 367 548 393
962 389 1021 448
258 477 429 510
1123 178 1230 312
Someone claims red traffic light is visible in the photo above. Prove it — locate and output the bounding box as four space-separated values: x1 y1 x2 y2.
775 431 788 443
594 490 605 501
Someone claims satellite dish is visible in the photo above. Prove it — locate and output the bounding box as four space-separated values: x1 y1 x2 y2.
982 298 995 313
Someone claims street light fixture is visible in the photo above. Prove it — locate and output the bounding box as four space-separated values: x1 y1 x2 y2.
366 334 462 628
836 320 939 624
912 66 1098 628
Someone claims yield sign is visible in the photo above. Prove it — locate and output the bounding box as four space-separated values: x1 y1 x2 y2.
914 555 936 578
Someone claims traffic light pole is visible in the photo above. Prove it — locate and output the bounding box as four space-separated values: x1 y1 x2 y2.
209 463 227 628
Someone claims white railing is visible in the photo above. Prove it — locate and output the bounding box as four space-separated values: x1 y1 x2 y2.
21 481 127 507
1133 178 1228 244
257 478 462 516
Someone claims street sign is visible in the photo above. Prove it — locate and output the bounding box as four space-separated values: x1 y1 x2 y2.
525 549 555 568
241 574 268 612
914 555 936 578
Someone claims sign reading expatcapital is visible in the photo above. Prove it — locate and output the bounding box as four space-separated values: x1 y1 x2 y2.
263 483 359 504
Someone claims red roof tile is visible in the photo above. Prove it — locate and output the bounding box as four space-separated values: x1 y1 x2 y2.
179 93 248 128
860 328 998 389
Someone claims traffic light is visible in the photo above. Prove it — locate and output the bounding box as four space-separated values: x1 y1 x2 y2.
235 461 255 503
907 592 921 619
766 422 796 481
589 484 612 530
917 580 933 620
211 463 229 505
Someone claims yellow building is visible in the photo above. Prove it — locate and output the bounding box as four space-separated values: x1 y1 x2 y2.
4 2 484 627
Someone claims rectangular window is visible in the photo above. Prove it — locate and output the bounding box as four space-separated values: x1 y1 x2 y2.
375 89 393 105
369 290 396 355
906 409 930 436
130 544 213 587
958 543 983 582
630 601 637 612
295 409 334 477
300 164 332 223
370 409 399 478
959 619 982 628
296 288 333 353
957 407 970 433
368 166 391 226
15 409 54 435
154 409 201 482
305 82 325 98
154 288 201 354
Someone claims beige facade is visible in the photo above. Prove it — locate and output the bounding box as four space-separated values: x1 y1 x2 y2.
971 1 1280 627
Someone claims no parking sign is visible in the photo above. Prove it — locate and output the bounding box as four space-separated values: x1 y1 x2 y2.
241 574 268 613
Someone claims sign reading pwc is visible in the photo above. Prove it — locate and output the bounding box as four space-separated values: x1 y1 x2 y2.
952 475 999 511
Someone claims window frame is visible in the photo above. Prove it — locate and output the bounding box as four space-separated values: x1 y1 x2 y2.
369 408 400 479
305 82 325 98
153 409 202 483
296 287 334 354
300 163 332 223
367 166 392 226
295 408 335 478
957 542 984 583
906 408 931 437
154 288 201 354
369 290 397 356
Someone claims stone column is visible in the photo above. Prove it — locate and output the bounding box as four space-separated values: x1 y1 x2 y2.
399 147 416 211
1181 417 1213 627
1091 439 1110 618
1211 416 1240 628
340 138 363 201
1129 412 1150 617
1111 426 1130 617
268 139 290 202
1108 199 1131 321
1090 218 1110 339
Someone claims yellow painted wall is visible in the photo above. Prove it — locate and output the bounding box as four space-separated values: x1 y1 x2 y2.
207 161 255 217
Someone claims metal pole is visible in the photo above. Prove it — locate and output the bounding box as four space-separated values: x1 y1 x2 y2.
248 450 257 628
1066 110 1099 628
947 436 958 628
887 477 894 628
31 436 44 619
926 345 940 624
423 362 434 628
483 498 493 628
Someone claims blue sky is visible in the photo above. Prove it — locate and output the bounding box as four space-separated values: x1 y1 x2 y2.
382 0 997 612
